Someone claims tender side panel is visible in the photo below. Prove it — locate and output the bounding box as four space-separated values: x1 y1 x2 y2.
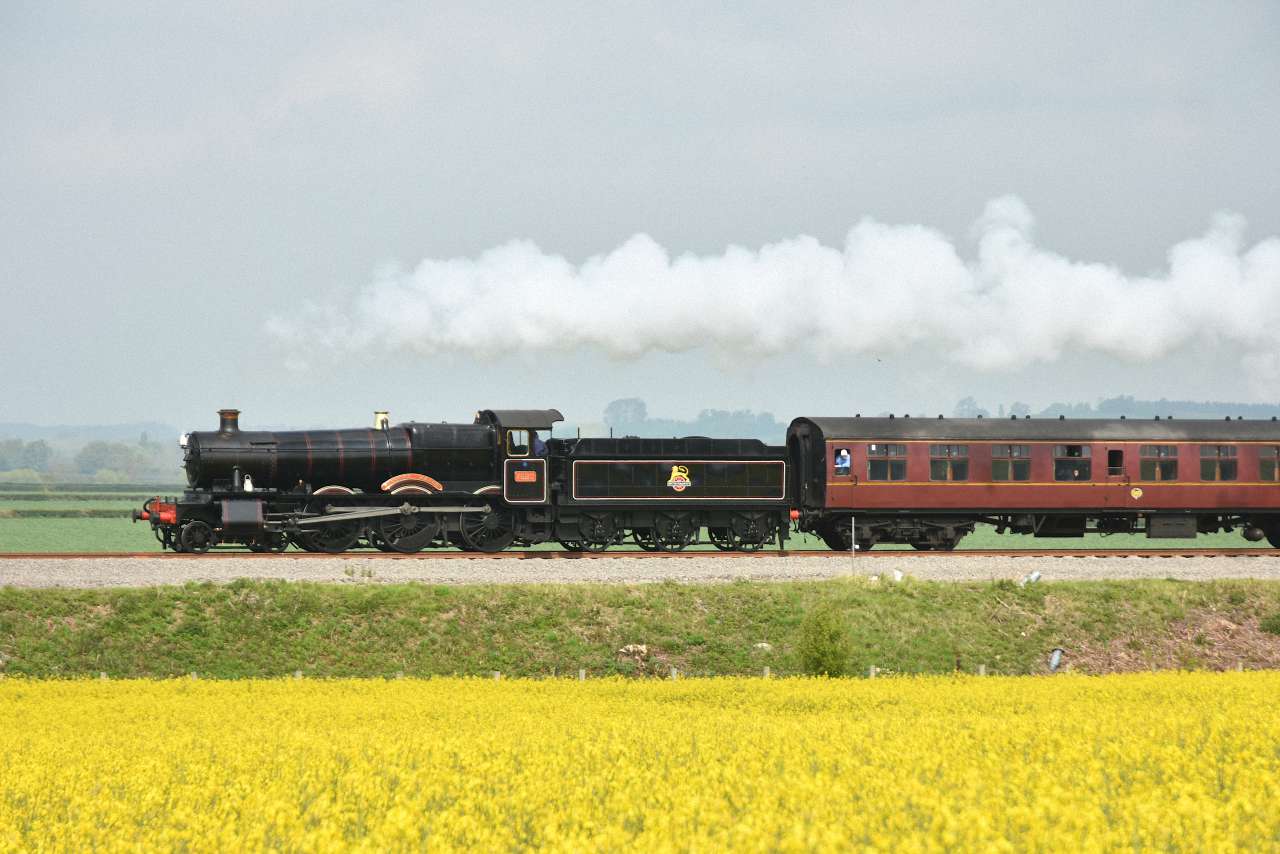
571 460 786 501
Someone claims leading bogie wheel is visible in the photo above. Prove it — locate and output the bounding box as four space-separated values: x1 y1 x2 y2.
179 520 214 554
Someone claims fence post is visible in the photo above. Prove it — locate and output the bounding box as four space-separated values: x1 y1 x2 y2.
763 666 771 678
578 668 586 681
868 665 878 678
977 664 987 676
294 670 302 680
189 672 197 680
492 671 501 681
99 672 108 681
669 666 679 680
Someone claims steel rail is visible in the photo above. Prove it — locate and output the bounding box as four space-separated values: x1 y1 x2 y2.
0 548 1276 560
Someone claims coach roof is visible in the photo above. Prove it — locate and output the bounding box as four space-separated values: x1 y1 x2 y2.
789 416 1280 443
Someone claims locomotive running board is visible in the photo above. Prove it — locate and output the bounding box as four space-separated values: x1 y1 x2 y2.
292 505 488 526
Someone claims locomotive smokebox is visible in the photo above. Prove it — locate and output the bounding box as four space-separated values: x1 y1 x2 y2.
218 409 241 434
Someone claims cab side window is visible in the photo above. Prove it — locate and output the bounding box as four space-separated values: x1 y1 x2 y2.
507 429 530 456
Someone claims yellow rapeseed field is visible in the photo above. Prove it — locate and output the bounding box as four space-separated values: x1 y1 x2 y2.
1 673 1277 851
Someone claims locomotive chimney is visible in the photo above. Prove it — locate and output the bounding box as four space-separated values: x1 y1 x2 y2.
374 410 390 429
218 409 240 434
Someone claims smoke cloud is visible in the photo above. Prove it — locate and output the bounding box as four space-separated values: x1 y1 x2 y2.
268 197 1280 372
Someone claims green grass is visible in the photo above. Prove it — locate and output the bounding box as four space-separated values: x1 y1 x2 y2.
1 578 1277 678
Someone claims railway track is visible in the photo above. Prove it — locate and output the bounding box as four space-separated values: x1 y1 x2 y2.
1 548 1275 560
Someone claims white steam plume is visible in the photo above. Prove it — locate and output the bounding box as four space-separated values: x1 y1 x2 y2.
268 196 1280 372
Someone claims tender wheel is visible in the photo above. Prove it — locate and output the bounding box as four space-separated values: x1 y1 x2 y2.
459 504 515 553
376 509 441 554
631 528 661 552
730 512 771 552
179 520 214 554
579 514 616 552
708 527 735 551
654 513 696 551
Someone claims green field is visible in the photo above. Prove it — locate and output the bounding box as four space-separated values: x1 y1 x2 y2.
1 578 1277 678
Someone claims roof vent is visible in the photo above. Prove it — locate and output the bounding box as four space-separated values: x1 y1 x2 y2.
888 413 895 419
1225 416 1231 421
1025 415 1030 419
855 413 861 418
940 414 945 419
1120 415 1126 420
1238 415 1243 420
1010 415 1017 420
1059 415 1065 420
977 414 983 419
1155 416 1161 420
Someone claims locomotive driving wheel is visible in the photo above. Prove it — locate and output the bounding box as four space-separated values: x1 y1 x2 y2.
296 500 361 554
376 507 441 554
458 503 515 553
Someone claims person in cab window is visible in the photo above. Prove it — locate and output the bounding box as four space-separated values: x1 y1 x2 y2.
530 430 547 456
835 448 851 476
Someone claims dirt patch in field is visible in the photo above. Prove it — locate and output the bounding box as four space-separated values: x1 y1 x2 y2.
1068 609 1280 673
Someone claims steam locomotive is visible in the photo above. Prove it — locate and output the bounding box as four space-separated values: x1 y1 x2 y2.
136 407 1280 553
138 409 790 553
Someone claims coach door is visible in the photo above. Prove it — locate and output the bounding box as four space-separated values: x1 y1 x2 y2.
503 429 548 504
1102 443 1129 506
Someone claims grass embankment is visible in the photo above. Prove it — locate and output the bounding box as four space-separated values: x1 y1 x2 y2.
3 578 1278 679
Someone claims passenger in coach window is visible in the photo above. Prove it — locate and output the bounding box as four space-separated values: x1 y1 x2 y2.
834 448 851 476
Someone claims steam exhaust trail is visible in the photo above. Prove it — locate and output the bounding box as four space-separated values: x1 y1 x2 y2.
268 196 1280 371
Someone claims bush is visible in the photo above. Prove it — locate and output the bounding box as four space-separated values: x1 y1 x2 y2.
797 605 852 676
1260 613 1280 637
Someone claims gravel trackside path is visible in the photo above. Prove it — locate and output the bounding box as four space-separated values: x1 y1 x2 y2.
4 554 1280 588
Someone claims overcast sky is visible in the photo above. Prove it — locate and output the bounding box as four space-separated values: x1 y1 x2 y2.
2 2 1278 431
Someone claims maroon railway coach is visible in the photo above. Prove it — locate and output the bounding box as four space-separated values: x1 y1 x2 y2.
787 415 1280 551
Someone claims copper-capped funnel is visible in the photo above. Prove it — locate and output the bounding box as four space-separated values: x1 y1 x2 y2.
218 409 240 433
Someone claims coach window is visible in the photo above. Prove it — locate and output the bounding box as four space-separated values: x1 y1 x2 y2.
929 445 969 481
1200 445 1237 481
1054 445 1091 481
991 445 1031 481
507 429 530 457
1261 447 1280 481
867 443 907 481
1139 445 1178 481
833 448 851 476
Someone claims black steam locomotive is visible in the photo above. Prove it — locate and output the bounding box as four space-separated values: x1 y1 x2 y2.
137 408 791 553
